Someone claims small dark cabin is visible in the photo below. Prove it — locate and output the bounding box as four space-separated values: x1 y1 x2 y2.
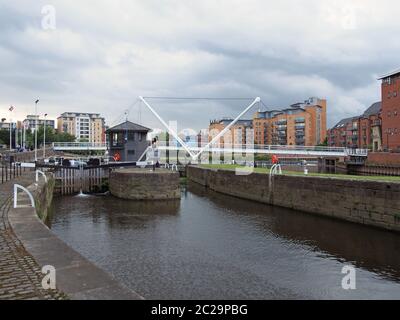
106 121 151 162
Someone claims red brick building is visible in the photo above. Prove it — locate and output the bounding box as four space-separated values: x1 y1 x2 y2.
379 69 400 151
327 102 382 151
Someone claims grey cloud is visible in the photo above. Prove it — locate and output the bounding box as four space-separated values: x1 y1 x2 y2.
0 1 398 130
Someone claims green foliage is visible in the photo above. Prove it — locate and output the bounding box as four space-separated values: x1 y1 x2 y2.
24 125 75 148
0 129 9 145
317 137 328 147
254 154 271 161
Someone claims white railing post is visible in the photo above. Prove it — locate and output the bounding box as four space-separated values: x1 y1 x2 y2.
14 184 35 209
35 170 47 183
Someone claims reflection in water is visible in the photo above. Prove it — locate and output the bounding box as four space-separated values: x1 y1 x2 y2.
50 182 400 299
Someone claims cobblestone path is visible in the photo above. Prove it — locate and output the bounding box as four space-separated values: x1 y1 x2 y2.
0 171 65 300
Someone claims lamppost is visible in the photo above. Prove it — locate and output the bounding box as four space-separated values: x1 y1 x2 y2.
43 113 48 158
34 99 39 162
23 120 27 150
9 106 15 151
386 131 394 152
9 120 12 152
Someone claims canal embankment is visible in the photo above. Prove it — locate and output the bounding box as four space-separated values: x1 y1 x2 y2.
6 173 143 300
187 165 400 232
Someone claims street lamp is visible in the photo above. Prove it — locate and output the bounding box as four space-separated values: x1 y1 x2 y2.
34 99 39 162
386 131 394 152
9 106 14 152
43 113 48 159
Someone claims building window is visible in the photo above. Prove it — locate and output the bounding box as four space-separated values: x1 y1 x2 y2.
128 132 135 141
128 150 135 155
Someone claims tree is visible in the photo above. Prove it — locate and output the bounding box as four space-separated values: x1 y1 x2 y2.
317 137 328 147
24 126 75 148
0 129 9 146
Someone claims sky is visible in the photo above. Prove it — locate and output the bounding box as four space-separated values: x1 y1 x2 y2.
1 0 399 131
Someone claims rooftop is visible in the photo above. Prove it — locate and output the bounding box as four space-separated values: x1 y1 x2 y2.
254 97 323 119
106 120 152 132
58 112 103 118
210 119 253 127
378 68 400 80
362 101 381 118
330 101 381 130
332 117 358 129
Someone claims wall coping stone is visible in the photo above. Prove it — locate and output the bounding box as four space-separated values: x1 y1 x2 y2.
8 179 144 300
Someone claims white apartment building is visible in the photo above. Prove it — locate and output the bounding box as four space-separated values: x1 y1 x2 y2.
57 112 105 143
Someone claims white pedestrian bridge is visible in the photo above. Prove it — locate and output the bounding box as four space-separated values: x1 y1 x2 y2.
156 143 368 158
53 142 107 151
53 142 368 157
53 142 368 158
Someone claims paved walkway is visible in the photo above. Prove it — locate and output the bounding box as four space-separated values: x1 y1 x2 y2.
0 171 65 300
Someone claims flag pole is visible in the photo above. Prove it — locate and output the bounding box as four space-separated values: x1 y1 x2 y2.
34 99 39 162
9 106 13 151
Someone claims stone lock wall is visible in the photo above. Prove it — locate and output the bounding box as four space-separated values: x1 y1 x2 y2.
25 173 55 221
109 168 180 200
187 166 400 232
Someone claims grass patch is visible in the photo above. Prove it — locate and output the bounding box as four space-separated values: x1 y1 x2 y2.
199 164 400 183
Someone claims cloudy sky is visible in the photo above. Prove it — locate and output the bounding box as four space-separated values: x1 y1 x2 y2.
1 0 399 131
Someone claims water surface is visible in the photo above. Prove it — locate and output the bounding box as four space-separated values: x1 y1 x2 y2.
50 182 400 299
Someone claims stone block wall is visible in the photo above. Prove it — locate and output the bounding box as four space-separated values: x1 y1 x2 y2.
187 166 400 232
24 173 55 221
109 168 180 200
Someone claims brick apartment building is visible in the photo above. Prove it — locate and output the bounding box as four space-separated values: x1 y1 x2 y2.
253 97 327 146
379 69 400 151
207 97 326 147
328 102 382 151
208 119 254 146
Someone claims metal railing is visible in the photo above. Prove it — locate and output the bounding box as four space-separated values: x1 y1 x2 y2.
52 142 107 150
1 161 23 184
156 142 368 154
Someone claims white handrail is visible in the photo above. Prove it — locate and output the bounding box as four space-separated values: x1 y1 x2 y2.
36 170 47 183
14 184 35 209
138 146 151 162
269 164 282 176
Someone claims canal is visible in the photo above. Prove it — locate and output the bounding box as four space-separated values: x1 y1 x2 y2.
49 182 400 299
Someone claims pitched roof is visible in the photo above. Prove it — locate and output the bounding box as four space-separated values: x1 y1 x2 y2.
332 117 357 129
331 102 381 130
106 121 152 132
218 119 253 127
378 68 400 80
362 101 381 117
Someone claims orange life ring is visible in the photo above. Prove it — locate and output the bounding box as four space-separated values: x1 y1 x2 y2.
113 152 121 161
272 154 279 164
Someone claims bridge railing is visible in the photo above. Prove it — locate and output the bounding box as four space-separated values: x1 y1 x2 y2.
346 148 369 156
53 142 107 149
156 142 368 156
